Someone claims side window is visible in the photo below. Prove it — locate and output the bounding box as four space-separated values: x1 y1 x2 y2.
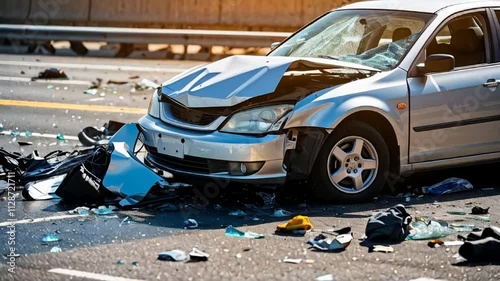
426 12 490 67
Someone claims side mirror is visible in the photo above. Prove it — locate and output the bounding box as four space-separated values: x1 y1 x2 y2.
419 54 455 75
271 42 281 50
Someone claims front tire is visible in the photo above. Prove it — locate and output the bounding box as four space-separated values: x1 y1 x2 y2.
311 121 390 203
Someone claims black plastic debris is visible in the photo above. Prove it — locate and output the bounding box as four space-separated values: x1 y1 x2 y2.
34 68 68 80
332 226 352 235
17 141 33 146
89 78 103 89
19 148 96 186
107 80 128 85
55 146 115 203
78 120 125 147
471 206 489 215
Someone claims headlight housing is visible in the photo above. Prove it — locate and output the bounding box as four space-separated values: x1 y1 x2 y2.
220 105 293 134
148 90 160 118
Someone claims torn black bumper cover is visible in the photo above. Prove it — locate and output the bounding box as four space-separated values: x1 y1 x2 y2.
24 124 168 208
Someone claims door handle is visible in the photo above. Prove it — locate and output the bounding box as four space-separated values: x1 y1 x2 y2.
483 79 499 88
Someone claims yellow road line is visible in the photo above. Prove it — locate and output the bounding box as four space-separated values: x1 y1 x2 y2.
0 99 147 115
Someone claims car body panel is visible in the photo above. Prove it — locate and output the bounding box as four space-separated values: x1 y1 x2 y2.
161 55 378 108
408 63 500 163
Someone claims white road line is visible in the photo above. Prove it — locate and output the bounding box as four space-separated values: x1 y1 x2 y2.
0 60 187 73
0 130 79 141
48 268 145 281
0 214 86 227
88 97 106 102
0 76 91 85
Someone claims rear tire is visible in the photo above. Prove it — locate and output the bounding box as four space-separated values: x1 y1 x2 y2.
310 121 390 203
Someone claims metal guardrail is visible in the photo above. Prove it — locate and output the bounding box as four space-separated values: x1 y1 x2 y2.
0 24 291 48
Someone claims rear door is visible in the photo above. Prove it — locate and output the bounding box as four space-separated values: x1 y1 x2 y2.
407 10 500 163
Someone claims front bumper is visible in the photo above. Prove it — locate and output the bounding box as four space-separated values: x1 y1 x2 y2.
138 115 287 185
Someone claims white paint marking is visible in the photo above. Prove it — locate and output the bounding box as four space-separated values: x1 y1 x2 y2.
88 97 106 102
0 214 86 227
0 76 91 85
48 268 145 281
0 60 186 73
0 130 79 141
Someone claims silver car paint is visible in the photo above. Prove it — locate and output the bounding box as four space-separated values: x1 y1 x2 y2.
408 64 500 162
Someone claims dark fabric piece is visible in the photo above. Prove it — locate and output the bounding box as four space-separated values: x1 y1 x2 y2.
465 226 500 242
458 227 500 262
365 204 412 242
459 237 500 262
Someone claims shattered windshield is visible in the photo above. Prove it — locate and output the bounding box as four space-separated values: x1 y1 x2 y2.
269 10 433 71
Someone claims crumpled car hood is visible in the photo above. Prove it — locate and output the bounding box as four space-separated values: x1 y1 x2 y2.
161 55 379 108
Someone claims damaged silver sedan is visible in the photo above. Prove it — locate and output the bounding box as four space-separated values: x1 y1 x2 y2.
140 1 500 202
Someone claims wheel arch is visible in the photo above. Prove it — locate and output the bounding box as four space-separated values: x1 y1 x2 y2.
333 111 401 177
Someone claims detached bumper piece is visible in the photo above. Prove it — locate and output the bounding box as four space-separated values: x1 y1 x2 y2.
21 124 172 208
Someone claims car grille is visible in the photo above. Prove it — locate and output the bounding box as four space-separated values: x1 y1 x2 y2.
146 146 227 174
168 103 219 126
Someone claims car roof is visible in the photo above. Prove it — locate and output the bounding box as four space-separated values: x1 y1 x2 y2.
337 0 500 14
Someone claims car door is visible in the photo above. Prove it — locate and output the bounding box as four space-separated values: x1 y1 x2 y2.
407 10 500 163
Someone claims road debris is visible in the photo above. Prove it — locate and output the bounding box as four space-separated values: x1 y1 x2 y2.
134 79 159 91
184 219 198 229
458 226 500 262
22 174 65 201
471 206 489 215
158 250 188 262
189 248 209 262
50 246 62 253
91 206 116 215
42 233 60 243
84 89 98 95
407 220 455 240
316 274 335 281
447 210 466 215
225 225 264 239
283 258 302 264
365 204 411 242
369 245 394 253
309 233 353 252
228 210 247 217
107 80 128 85
420 178 473 195
68 207 90 216
34 68 68 80
272 209 292 217
427 240 444 248
450 224 477 232
276 215 313 232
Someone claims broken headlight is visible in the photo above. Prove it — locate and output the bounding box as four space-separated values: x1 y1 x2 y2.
220 105 293 134
147 90 160 118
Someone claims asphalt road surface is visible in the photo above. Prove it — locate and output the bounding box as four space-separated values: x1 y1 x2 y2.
0 51 499 281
